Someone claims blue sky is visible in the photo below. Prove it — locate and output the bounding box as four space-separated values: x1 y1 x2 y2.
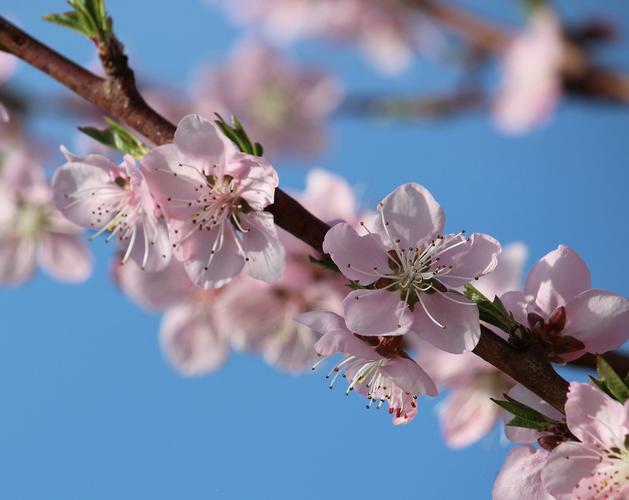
1 1 628 499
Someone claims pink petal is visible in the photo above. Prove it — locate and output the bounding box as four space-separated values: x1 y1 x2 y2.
0 237 36 285
343 288 412 336
315 330 380 360
115 258 197 311
542 441 599 500
37 232 92 283
561 289 629 361
439 384 500 448
474 241 528 299
411 292 480 353
300 169 357 224
372 183 445 248
227 153 277 211
437 232 501 288
160 302 229 376
499 291 534 326
381 357 438 396
173 114 237 163
294 311 347 337
183 224 245 289
323 222 389 285
564 381 629 449
493 446 553 500
240 212 285 283
0 101 9 122
524 245 591 315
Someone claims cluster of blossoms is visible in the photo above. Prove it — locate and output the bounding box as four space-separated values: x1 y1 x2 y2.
211 0 436 75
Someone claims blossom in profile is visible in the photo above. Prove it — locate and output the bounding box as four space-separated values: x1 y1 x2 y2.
193 42 342 159
501 245 629 361
296 311 437 424
141 114 285 288
211 0 427 74
52 147 171 272
116 258 230 376
493 7 564 134
324 182 500 353
0 150 91 285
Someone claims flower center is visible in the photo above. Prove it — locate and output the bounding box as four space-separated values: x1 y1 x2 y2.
13 203 49 239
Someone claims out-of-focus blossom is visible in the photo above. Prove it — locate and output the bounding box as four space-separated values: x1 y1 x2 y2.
296 311 437 424
212 0 427 74
417 243 528 448
493 446 552 500
494 7 563 134
193 42 342 159
541 382 629 499
116 258 230 375
501 245 629 361
52 147 171 272
0 151 91 285
142 114 285 288
324 182 500 353
220 169 354 373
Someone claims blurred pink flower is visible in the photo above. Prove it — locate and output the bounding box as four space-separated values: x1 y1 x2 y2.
324 182 500 352
193 42 342 159
0 150 91 285
52 147 171 272
415 243 528 447
542 382 629 499
116 258 230 376
212 0 425 74
501 245 629 361
142 114 285 288
0 51 17 122
219 169 356 373
296 311 437 424
494 7 563 134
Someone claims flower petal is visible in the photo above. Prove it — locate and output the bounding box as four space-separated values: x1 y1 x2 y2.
474 241 528 299
173 114 237 163
0 236 36 285
343 288 412 336
411 292 480 353
564 381 629 449
323 222 389 285
381 357 438 396
240 212 285 283
542 441 599 500
437 232 501 288
315 330 380 360
493 446 553 500
372 183 444 248
524 245 591 314
561 289 629 361
37 232 92 283
160 302 229 376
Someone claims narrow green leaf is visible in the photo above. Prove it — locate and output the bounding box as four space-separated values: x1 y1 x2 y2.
506 416 550 431
78 118 149 159
597 356 629 403
491 396 557 424
43 12 91 37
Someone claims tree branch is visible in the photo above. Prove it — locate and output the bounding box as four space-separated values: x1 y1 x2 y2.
0 14 572 412
570 351 629 375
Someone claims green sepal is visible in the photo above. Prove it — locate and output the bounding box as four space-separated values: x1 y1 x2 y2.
596 356 629 403
78 117 149 159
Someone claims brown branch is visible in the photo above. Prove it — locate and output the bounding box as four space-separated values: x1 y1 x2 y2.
413 0 629 103
569 351 629 375
0 15 573 411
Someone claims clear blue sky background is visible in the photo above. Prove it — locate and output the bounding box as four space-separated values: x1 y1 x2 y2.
1 1 628 499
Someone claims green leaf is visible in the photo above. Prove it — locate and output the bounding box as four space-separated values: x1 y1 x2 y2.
491 394 559 424
45 0 110 43
78 118 149 159
506 416 550 431
214 113 262 156
43 12 92 38
597 356 629 403
464 283 519 333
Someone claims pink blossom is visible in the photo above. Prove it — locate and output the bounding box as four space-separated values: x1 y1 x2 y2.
494 7 563 134
501 245 629 361
542 382 629 499
324 182 500 353
0 51 17 122
493 446 552 500
219 169 355 372
212 0 424 74
116 258 230 376
52 147 171 272
193 42 342 159
141 114 285 288
296 311 437 424
0 151 91 285
415 243 528 447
